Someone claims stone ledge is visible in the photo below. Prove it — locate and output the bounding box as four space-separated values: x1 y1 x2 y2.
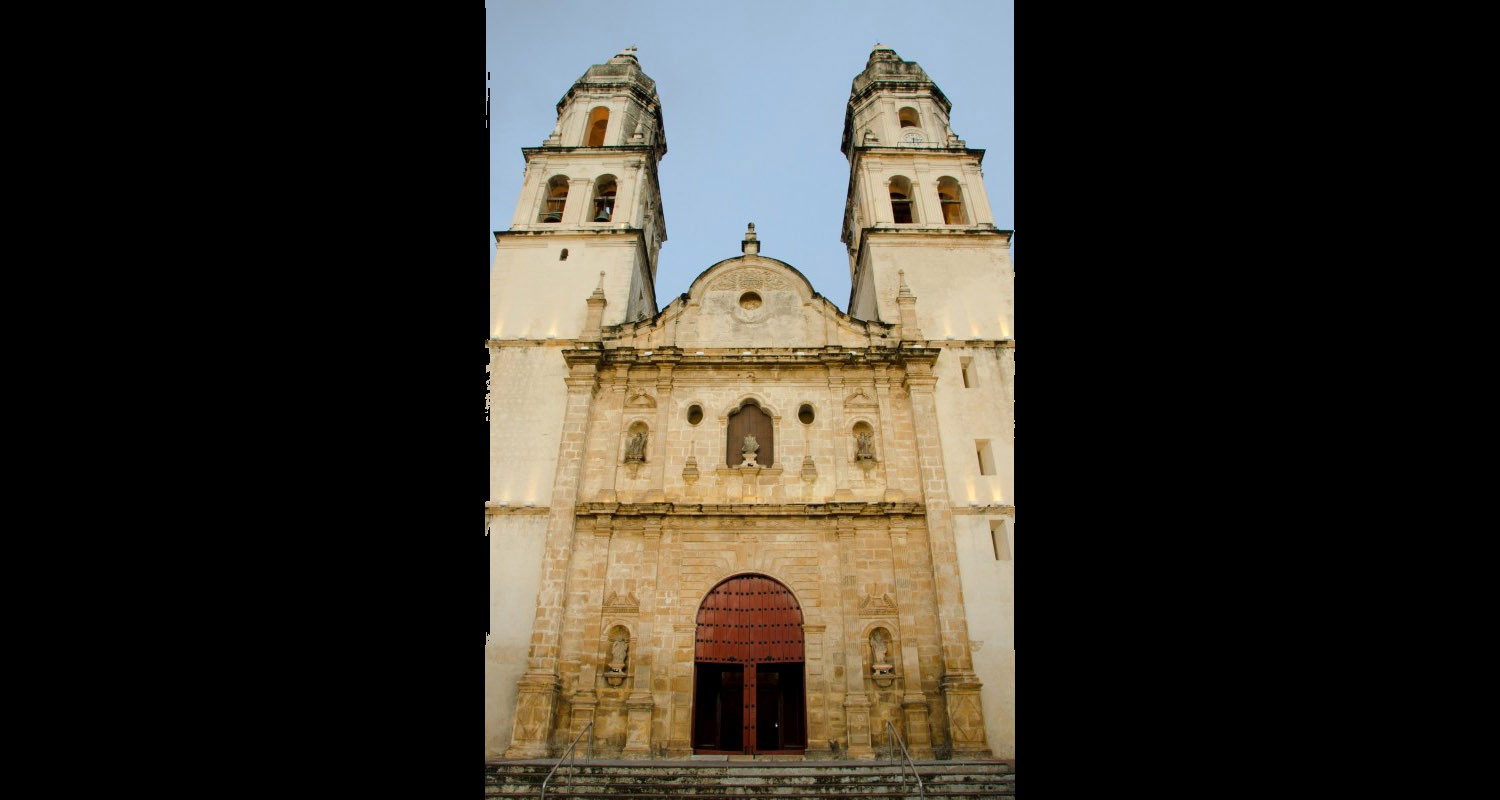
951 504 1015 516
575 501 925 518
486 502 551 515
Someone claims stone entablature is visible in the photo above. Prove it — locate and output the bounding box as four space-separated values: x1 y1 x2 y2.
574 501 926 522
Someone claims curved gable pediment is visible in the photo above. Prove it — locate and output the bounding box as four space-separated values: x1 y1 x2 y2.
686 255 817 304
602 254 894 350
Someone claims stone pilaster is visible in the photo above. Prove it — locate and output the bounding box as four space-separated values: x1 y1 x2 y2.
564 177 593 225
569 667 598 753
836 517 875 759
888 516 934 758
649 362 676 500
623 692 654 757
504 350 600 758
594 368 629 502
507 672 563 759
901 695 933 759
802 622 830 757
872 366 900 499
844 694 875 760
903 356 991 758
637 520 663 752
666 621 696 755
825 368 848 495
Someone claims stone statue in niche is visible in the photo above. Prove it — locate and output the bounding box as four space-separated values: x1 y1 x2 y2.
740 434 759 467
610 636 629 672
625 431 648 462
855 431 876 461
605 633 629 686
871 630 893 678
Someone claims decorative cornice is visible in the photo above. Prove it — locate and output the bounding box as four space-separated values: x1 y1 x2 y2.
494 227 647 243
520 143 659 159
486 503 551 516
928 338 1014 350
952 504 1015 517
487 338 576 348
567 344 940 369
574 501 925 519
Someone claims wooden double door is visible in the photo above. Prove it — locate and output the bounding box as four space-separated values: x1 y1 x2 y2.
691 575 807 754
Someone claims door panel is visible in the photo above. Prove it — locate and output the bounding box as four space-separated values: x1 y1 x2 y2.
693 575 806 754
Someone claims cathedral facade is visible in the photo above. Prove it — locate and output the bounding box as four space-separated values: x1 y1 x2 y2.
487 45 1014 761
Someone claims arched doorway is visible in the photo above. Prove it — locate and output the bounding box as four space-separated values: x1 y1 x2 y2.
692 574 807 754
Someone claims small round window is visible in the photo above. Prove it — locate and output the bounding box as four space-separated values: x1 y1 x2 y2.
798 404 815 425
740 292 762 310
687 405 704 426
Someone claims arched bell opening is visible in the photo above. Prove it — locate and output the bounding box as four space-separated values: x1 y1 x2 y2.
691 574 807 754
889 175 915 224
592 175 618 222
584 106 610 147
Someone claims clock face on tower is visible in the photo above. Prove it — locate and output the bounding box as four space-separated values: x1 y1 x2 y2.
902 131 925 143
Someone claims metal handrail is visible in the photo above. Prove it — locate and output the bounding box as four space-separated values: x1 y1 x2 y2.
539 720 593 800
885 720 925 799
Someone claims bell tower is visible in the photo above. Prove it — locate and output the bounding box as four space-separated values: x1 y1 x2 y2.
487 55 671 759
841 44 1012 342
840 44 1015 758
490 47 667 340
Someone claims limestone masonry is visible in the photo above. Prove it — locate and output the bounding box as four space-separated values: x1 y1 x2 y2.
487 45 1014 762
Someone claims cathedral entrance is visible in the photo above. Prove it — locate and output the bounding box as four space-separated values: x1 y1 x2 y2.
691 574 807 754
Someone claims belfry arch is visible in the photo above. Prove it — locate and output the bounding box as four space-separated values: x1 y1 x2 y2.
692 574 807 754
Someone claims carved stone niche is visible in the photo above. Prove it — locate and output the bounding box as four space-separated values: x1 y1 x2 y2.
852 421 878 472
623 421 649 478
604 625 631 688
869 626 896 689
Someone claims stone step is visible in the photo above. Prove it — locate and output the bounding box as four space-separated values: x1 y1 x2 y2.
486 786 1014 792
492 786 1020 792
489 768 1008 774
484 759 1014 797
498 774 1014 786
486 761 1012 775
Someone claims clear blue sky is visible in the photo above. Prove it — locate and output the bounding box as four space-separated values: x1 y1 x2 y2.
488 0 1013 313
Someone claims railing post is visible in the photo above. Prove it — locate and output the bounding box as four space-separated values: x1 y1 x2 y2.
540 720 593 800
885 719 925 799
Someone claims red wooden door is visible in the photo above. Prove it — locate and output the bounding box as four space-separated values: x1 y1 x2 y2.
693 575 806 753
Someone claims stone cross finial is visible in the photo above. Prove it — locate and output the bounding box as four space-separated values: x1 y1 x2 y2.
742 222 760 255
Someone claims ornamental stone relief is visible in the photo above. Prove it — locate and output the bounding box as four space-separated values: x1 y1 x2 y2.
708 267 790 293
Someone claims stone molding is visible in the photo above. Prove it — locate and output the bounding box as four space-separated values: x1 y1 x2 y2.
575 501 925 519
951 504 1015 517
601 591 640 615
565 344 939 370
486 503 551 515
